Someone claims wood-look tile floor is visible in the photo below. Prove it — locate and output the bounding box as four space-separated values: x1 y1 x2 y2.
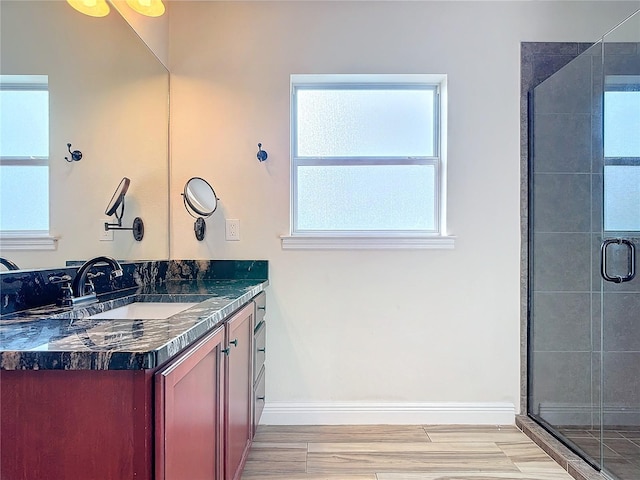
241 425 575 480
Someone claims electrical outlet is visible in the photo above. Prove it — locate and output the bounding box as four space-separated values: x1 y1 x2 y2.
99 218 113 241
225 219 240 241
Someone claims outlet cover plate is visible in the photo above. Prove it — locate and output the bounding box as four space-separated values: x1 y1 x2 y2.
225 219 240 241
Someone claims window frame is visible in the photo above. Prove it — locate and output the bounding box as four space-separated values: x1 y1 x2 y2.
283 74 453 250
0 75 57 250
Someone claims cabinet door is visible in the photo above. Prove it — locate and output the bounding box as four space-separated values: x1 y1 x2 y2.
156 325 225 480
1 369 153 480
225 303 254 480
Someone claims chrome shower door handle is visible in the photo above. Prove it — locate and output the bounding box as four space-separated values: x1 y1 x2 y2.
601 238 636 283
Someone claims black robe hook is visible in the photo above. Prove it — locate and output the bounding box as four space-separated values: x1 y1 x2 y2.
257 143 268 162
65 143 82 162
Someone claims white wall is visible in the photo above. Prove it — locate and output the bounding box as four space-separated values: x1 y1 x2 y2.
168 1 640 424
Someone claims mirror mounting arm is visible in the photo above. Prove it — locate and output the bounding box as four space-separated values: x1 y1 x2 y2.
105 217 145 241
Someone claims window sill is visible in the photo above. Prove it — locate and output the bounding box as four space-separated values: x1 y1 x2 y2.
0 232 58 251
281 234 456 250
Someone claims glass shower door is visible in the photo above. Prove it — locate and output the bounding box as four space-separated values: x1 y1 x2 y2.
528 38 605 471
600 10 640 480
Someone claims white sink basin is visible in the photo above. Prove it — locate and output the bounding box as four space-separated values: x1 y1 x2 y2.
87 302 198 320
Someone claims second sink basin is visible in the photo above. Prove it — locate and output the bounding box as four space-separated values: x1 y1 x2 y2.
87 302 198 320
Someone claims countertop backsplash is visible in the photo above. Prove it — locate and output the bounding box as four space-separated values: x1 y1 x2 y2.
0 260 268 316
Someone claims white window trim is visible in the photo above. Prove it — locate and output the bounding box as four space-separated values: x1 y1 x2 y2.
0 231 58 251
280 234 455 250
283 73 452 250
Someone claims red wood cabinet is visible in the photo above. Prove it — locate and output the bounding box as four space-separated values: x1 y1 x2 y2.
224 302 254 480
0 369 154 480
155 325 225 480
0 295 263 480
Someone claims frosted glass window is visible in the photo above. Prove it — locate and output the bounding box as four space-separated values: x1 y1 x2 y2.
0 89 49 157
0 165 49 231
604 165 640 231
296 88 435 157
0 76 50 234
297 165 435 231
291 75 444 237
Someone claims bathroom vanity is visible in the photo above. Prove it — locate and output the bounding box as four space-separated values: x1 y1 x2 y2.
0 260 268 480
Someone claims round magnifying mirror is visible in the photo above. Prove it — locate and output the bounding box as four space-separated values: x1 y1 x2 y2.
183 177 218 241
184 177 218 217
105 177 131 217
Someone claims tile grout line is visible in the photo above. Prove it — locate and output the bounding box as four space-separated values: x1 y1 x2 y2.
494 441 518 472
422 425 432 442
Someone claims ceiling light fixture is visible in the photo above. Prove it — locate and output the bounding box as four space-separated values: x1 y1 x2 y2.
67 0 110 17
125 0 165 17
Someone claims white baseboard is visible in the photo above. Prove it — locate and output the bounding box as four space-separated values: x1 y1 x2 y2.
260 402 516 425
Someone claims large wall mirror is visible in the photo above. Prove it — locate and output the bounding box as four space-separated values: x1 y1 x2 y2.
0 0 169 270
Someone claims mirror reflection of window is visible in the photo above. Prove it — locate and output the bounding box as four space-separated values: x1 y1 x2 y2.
603 75 640 232
0 75 50 233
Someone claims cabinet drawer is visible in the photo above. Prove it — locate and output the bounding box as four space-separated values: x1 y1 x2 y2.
253 365 265 434
253 321 266 382
254 292 266 326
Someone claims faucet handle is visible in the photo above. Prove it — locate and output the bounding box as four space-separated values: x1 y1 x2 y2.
85 272 106 295
50 273 74 307
48 273 72 284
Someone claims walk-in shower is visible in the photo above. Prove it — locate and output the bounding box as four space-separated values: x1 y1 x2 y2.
528 10 640 480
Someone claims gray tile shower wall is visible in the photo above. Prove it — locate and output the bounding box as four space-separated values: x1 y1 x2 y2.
533 53 594 115
532 113 592 173
521 42 593 415
531 292 592 352
532 173 592 231
0 260 268 316
524 41 600 426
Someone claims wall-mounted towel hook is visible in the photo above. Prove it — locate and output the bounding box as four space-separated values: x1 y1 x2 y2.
257 143 268 162
65 143 83 162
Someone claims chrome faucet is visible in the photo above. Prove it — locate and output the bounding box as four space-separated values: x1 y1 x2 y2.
71 256 123 306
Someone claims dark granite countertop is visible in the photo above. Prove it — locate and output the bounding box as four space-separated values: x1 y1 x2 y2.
0 279 268 371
